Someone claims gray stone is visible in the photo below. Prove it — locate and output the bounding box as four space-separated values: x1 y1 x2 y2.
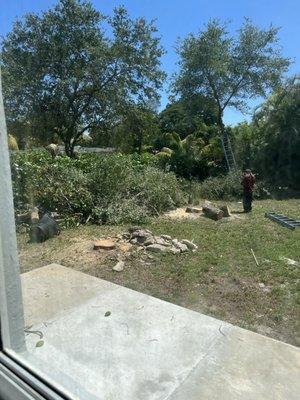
169 247 181 254
131 229 151 239
181 239 198 250
128 226 142 233
175 242 189 253
146 244 168 253
112 261 125 272
172 239 179 246
154 236 168 246
161 235 172 241
143 237 156 246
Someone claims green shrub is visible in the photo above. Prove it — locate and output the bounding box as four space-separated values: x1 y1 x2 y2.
92 198 150 225
10 150 184 225
191 171 270 201
134 166 185 214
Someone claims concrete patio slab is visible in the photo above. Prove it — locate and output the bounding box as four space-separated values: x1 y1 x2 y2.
20 264 300 400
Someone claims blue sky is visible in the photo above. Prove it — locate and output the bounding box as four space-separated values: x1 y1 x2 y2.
1 0 299 125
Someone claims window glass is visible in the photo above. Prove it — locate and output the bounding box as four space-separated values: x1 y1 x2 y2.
1 2 299 400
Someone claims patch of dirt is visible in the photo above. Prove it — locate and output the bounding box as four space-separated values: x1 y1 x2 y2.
19 234 133 275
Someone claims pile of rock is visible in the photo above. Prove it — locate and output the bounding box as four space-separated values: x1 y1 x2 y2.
122 227 198 254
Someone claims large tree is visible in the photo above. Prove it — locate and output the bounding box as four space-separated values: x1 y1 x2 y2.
159 94 218 138
114 106 159 153
253 76 300 188
1 0 165 156
173 19 290 148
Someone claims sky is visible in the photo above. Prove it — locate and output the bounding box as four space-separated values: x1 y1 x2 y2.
0 0 299 125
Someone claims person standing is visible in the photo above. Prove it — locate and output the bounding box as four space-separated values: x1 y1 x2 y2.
242 169 256 213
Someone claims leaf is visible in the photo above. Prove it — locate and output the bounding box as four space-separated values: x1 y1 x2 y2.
104 311 111 317
36 340 44 348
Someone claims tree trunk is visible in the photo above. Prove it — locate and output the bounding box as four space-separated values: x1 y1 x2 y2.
65 140 75 158
202 204 224 220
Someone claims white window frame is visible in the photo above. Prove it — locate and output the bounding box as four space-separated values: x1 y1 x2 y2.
0 71 66 400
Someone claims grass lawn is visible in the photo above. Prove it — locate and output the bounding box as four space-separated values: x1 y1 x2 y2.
18 199 300 346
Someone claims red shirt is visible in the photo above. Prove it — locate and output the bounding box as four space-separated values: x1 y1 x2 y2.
242 173 255 192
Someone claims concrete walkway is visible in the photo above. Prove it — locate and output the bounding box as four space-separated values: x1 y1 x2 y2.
21 264 300 400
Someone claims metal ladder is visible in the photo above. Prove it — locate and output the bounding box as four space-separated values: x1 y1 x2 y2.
221 133 237 171
265 212 300 230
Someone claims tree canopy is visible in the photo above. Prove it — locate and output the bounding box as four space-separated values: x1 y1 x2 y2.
173 19 290 137
1 0 165 156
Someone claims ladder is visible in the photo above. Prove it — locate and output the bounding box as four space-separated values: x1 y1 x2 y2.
265 212 300 230
221 133 237 171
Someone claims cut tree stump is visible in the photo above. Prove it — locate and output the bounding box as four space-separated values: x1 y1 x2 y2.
219 205 231 217
202 205 224 221
93 239 116 250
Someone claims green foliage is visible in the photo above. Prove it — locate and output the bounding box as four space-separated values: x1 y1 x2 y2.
232 78 300 190
10 151 184 224
193 171 243 200
253 78 300 189
191 171 269 201
11 151 93 215
2 0 165 156
113 106 160 153
173 19 290 140
158 95 218 139
156 131 223 180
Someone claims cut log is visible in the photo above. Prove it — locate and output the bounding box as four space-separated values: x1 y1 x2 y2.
202 205 224 221
219 205 231 217
30 207 39 224
93 239 116 250
29 214 60 243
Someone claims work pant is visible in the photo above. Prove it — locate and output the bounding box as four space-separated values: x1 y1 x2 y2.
243 191 253 212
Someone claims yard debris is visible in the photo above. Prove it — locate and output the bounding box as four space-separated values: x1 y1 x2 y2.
29 213 60 243
146 244 168 253
161 234 172 241
219 205 231 217
124 227 197 254
181 239 198 250
112 261 125 272
93 239 116 250
202 204 224 221
258 282 271 293
279 256 299 267
250 248 259 266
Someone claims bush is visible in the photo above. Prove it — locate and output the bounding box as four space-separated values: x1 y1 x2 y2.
191 171 270 201
10 150 185 225
134 166 185 214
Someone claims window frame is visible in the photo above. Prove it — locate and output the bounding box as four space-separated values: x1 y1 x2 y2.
0 70 67 400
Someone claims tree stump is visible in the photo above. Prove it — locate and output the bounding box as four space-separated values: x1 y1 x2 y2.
93 239 116 250
202 205 224 221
